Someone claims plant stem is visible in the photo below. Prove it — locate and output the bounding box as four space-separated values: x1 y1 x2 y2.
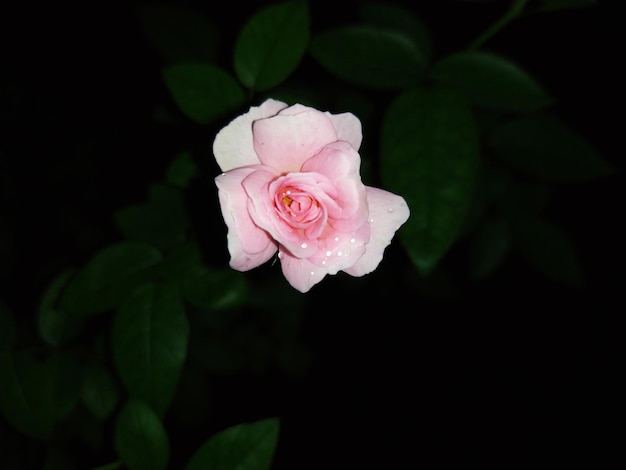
467 0 530 51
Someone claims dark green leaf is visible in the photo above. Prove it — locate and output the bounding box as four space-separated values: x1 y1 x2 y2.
112 282 189 417
186 417 280 470
181 265 249 310
59 242 163 315
166 151 198 188
537 0 597 12
136 5 220 64
114 183 188 251
310 25 426 90
358 1 432 65
43 351 84 421
430 51 553 112
380 86 480 274
0 352 54 439
38 269 84 347
82 362 120 420
162 63 246 125
42 446 76 470
114 400 169 470
469 217 511 280
0 300 17 352
488 113 613 182
234 0 309 91
512 217 584 286
161 242 249 310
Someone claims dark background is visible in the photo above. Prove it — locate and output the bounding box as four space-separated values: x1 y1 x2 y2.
0 1 621 467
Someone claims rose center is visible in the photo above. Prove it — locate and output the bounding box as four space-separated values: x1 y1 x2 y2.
276 187 321 225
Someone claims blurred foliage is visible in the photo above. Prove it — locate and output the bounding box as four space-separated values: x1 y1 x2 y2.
0 0 615 468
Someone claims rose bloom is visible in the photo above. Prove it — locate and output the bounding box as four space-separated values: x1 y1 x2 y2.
213 98 409 293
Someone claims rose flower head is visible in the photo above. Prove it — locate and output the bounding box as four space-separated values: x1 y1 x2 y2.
213 99 409 293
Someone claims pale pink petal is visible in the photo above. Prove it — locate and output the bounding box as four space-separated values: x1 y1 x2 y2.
343 187 410 277
278 250 329 293
326 111 363 150
252 110 338 172
301 141 368 231
215 168 278 271
213 99 288 172
307 224 368 272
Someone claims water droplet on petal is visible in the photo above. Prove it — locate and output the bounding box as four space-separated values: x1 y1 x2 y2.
350 238 355 243
301 242 307 248
334 237 339 242
325 250 332 256
310 271 315 276
278 251 283 259
322 260 326 265
369 218 374 223
337 251 343 256
388 207 394 213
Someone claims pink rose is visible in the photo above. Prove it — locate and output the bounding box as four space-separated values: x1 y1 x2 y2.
213 98 410 293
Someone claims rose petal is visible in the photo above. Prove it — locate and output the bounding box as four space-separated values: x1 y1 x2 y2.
252 109 338 172
278 250 329 293
215 167 278 271
343 187 410 277
326 111 363 150
213 98 288 172
301 141 368 231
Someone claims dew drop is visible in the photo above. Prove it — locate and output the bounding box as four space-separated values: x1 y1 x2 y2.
301 242 308 248
388 207 395 213
278 251 283 259
310 271 315 276
325 250 332 256
337 251 343 256
286 190 291 195
350 238 355 243
369 218 374 223
334 237 339 242
322 260 326 265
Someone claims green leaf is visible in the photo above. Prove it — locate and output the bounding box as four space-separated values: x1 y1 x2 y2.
160 242 249 310
59 242 163 315
166 151 198 188
114 183 188 251
186 417 280 470
136 5 220 64
38 269 84 347
0 300 17 352
112 282 189 417
0 352 54 439
81 362 120 420
114 400 169 470
233 0 309 91
512 217 584 287
430 51 554 113
310 25 426 90
358 1 432 66
180 265 249 310
469 217 511 280
162 63 246 125
42 351 85 422
380 86 480 275
487 113 613 182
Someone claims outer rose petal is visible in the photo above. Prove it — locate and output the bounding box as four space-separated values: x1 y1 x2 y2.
326 111 363 151
343 187 410 277
215 167 278 271
213 99 288 172
252 109 338 172
278 253 327 293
